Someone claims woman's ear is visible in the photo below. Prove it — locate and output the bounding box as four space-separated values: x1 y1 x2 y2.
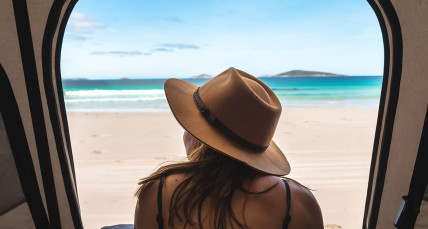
183 131 201 156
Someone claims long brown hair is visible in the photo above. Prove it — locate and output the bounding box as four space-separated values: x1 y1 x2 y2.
136 143 279 229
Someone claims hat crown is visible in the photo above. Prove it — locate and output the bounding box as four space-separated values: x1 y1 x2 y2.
198 67 281 147
242 77 271 104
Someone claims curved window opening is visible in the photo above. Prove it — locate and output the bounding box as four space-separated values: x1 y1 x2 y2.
62 1 383 228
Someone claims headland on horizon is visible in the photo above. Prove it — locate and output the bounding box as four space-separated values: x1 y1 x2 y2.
190 70 346 79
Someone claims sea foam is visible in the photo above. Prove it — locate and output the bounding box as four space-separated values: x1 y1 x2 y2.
65 97 166 103
65 89 165 97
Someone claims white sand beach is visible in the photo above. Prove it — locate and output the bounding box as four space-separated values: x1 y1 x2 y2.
68 107 378 229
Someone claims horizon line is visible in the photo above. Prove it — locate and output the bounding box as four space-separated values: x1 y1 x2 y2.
62 75 383 80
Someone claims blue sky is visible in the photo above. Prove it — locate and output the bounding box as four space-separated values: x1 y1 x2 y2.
61 0 383 79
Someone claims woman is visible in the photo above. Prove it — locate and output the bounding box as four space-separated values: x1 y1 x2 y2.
135 68 323 229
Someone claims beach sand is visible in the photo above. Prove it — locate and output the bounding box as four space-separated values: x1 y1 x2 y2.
68 107 378 229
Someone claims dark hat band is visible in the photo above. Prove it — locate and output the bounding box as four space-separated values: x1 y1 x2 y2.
193 87 269 152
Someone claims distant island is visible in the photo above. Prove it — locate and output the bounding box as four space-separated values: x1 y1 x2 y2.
266 70 346 78
190 70 346 79
191 74 213 79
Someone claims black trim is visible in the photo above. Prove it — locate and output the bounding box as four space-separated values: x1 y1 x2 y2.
55 0 79 184
395 106 428 228
41 0 83 228
12 0 61 227
363 1 403 228
363 0 390 228
0 65 50 228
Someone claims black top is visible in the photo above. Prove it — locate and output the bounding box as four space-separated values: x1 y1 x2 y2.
156 178 292 229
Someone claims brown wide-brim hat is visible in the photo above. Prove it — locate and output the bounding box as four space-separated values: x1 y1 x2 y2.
164 67 290 176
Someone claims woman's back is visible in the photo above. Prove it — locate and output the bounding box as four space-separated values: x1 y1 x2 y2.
135 68 323 228
135 173 323 229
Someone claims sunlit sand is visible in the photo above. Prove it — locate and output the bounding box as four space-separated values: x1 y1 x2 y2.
68 107 378 229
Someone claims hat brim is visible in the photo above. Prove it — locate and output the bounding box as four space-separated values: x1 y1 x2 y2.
164 78 290 176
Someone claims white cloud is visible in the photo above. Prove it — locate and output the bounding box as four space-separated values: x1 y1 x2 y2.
159 43 200 50
65 34 92 41
90 51 151 56
152 47 173 52
68 12 104 34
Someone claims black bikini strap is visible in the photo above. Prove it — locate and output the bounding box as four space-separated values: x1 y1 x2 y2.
156 178 164 229
282 179 292 229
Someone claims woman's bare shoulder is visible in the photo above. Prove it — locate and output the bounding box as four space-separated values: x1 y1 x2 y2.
245 175 282 192
135 174 188 228
165 173 188 184
285 178 324 229
134 179 159 229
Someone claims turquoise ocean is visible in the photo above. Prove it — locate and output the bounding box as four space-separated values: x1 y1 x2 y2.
62 76 383 112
